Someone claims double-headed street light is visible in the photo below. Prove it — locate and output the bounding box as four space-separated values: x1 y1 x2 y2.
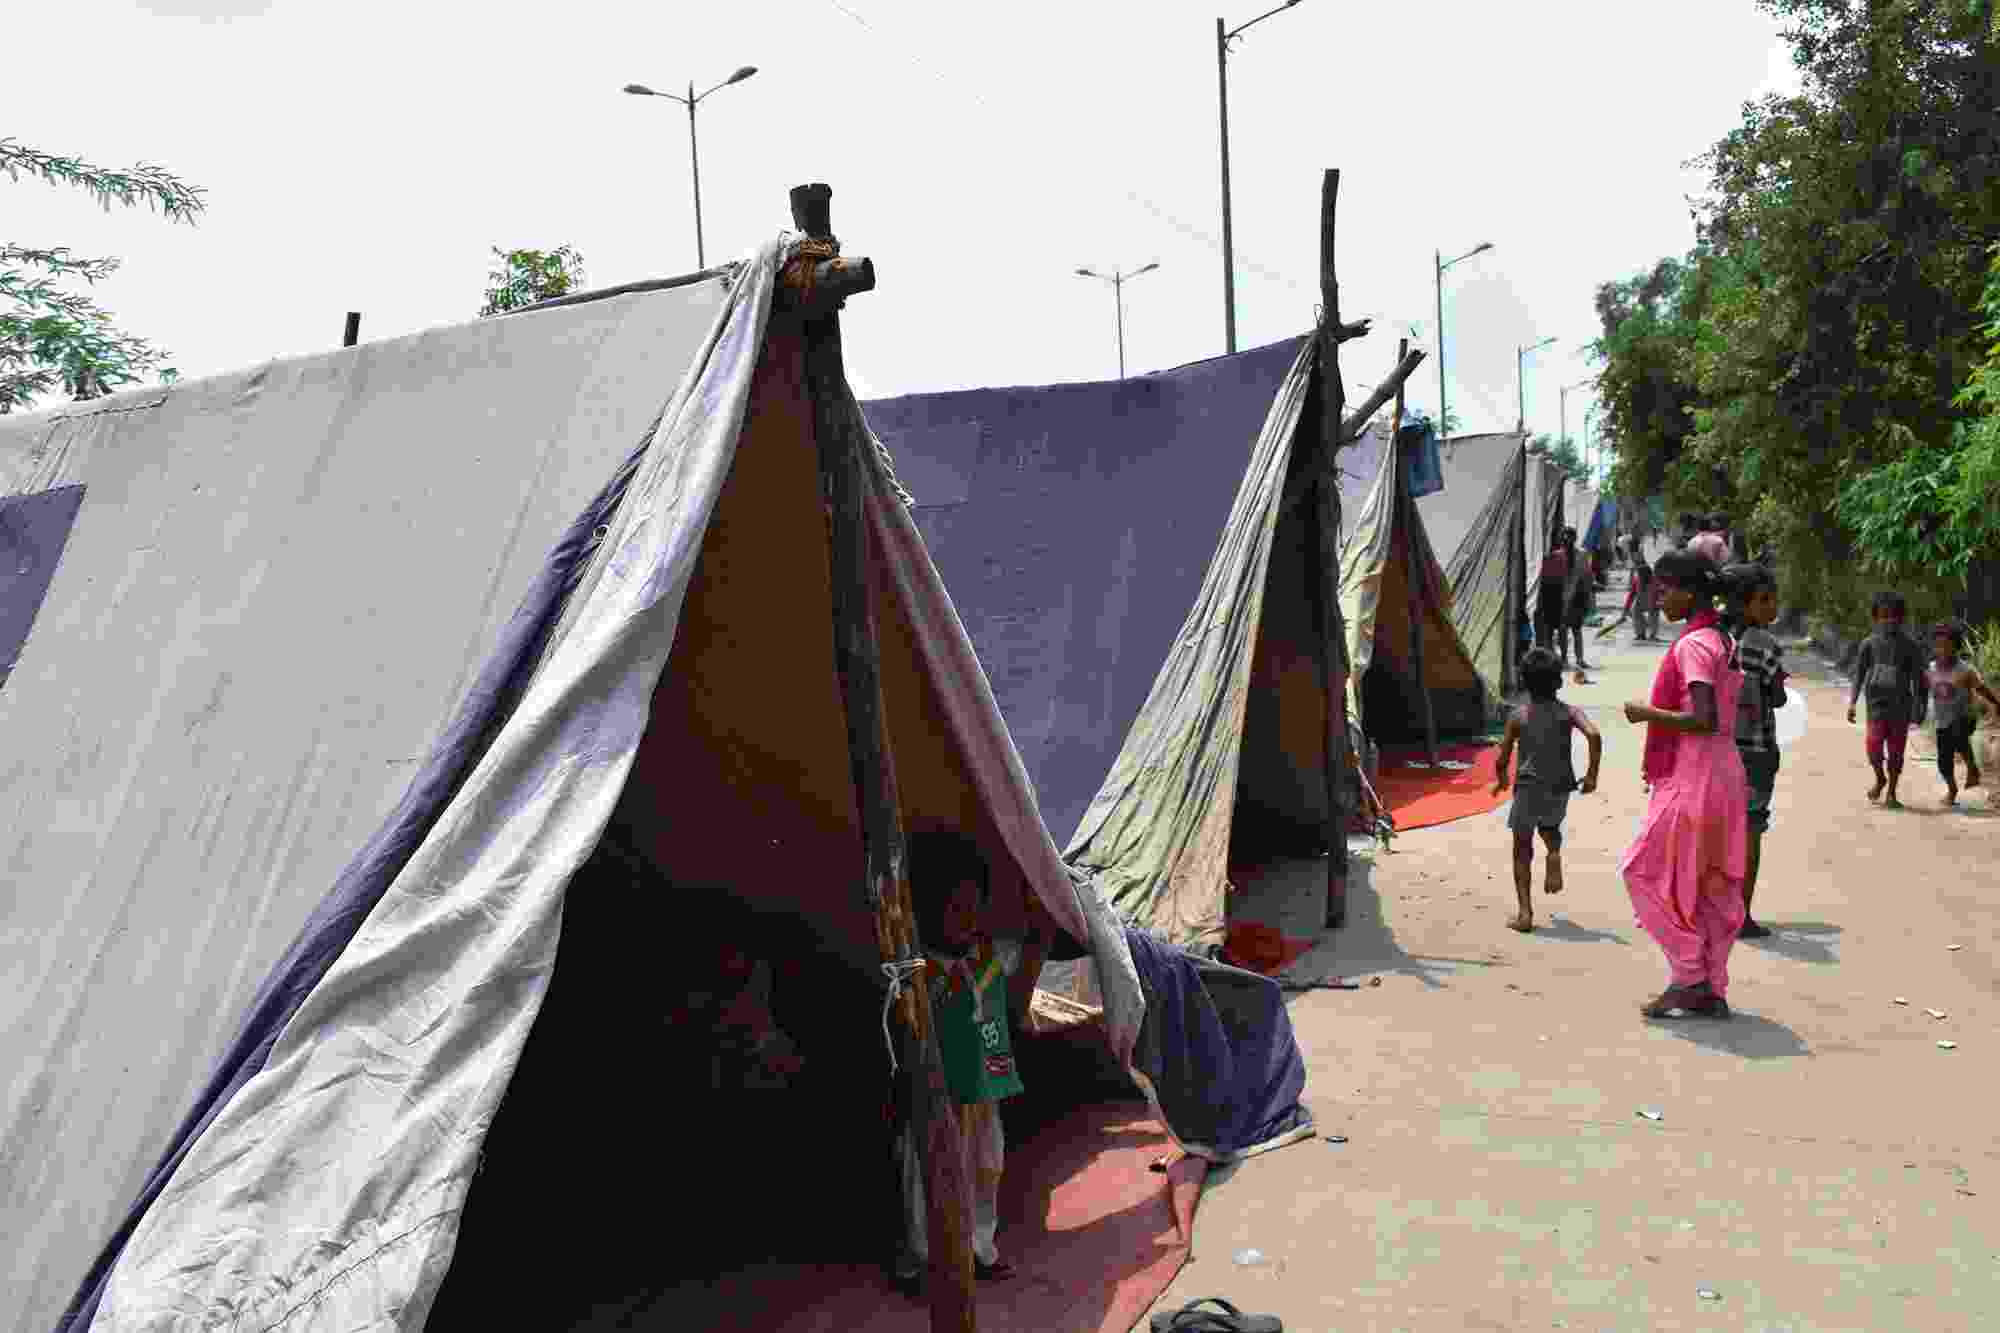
1215 0 1305 354
1077 263 1161 379
1516 335 1557 433
1435 241 1493 440
624 65 759 269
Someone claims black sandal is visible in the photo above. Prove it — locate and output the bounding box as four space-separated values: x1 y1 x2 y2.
975 1258 1016 1282
1150 1296 1284 1332
1640 985 1706 1019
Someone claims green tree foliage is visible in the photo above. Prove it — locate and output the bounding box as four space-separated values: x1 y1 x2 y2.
1588 0 2000 625
478 246 586 317
1 138 204 413
1529 432 1590 482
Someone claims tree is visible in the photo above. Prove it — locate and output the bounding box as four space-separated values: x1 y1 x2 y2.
1588 0 2000 625
478 246 586 317
1529 432 1589 482
2 138 204 413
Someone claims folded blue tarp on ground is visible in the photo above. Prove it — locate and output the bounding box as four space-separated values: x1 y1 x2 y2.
1123 927 1314 1160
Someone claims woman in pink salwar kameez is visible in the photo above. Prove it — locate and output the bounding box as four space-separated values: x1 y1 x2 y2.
1618 550 1749 1019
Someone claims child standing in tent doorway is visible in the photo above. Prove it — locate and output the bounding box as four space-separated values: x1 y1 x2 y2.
1491 647 1602 933
891 831 1046 1299
1846 590 1928 809
1926 621 2000 806
1726 564 1787 939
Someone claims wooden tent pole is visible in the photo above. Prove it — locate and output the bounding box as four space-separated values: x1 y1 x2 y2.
1394 338 1438 766
787 183 976 1333
1315 169 1355 930
1275 347 1426 522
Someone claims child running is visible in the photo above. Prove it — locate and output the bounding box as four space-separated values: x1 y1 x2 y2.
1491 646 1602 933
1926 621 2000 806
1724 564 1787 939
1845 591 1928 809
1618 552 1748 1020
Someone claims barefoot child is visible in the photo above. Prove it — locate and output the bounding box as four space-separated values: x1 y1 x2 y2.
891 831 1046 1298
1491 647 1602 933
1725 564 1786 938
1845 591 1928 809
1926 621 2000 806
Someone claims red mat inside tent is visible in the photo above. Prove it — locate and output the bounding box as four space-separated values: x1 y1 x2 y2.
1371 741 1505 830
621 1100 1207 1333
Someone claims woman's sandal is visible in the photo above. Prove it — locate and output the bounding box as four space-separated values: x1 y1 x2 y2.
975 1259 1016 1282
1640 985 1707 1019
1150 1296 1284 1332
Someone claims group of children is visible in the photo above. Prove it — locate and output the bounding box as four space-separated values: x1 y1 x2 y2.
1492 530 1996 1015
888 538 2000 1294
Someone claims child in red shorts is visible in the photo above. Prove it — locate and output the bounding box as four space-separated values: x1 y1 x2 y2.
1846 589 1927 808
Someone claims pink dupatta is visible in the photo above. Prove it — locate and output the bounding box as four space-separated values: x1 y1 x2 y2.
1641 608 1724 786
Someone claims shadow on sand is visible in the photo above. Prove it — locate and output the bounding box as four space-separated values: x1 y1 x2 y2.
1741 920 1843 965
1534 914 1628 945
1652 1007 1812 1060
1235 850 1505 994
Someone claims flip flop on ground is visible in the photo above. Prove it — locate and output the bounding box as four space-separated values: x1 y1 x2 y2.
1150 1296 1284 1332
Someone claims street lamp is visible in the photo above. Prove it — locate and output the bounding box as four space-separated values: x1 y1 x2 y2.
1559 377 1594 458
624 65 758 269
1434 241 1493 441
1077 264 1161 379
1515 335 1556 434
1216 0 1305 355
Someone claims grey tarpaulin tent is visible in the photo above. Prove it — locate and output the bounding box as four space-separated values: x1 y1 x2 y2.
870 337 1482 952
3 231 1162 1332
1419 431 1529 701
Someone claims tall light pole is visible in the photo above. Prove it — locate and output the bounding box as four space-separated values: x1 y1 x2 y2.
1435 241 1493 440
1585 403 1601 485
1077 263 1161 379
1559 377 1594 457
1216 0 1305 354
1515 334 1556 433
624 65 758 269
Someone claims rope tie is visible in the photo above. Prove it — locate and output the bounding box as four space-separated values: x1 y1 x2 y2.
879 957 927 1075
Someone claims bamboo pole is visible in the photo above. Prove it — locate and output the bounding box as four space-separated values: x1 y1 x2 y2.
788 183 976 1333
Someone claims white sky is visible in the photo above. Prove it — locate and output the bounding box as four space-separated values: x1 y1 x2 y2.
10 0 1802 440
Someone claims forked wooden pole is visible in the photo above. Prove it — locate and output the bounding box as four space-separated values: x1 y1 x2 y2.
1394 338 1438 766
1315 170 1354 929
788 183 977 1333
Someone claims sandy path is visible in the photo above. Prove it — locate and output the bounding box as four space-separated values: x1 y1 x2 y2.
1147 574 1999 1332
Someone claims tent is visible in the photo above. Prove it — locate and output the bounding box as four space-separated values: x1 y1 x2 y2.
1416 431 1528 699
868 336 1485 951
2 227 1228 1333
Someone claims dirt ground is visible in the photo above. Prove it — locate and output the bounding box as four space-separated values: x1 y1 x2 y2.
1147 571 2000 1332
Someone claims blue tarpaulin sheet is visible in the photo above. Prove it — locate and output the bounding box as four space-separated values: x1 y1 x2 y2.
1123 927 1314 1160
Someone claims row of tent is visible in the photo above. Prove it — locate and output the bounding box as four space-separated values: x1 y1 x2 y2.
0 230 1615 1333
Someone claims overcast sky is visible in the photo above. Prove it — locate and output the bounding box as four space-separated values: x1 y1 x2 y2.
12 0 1801 440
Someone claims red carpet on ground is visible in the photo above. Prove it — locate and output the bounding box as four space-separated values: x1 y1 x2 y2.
1373 741 1506 831
1220 919 1317 975
675 1102 1207 1333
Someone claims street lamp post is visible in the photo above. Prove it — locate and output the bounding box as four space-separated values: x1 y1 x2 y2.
1077 264 1161 379
1559 378 1594 459
1216 0 1304 355
1435 241 1493 441
1515 334 1556 433
624 65 758 269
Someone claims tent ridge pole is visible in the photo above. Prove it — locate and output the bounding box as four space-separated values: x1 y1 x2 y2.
791 183 976 1333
